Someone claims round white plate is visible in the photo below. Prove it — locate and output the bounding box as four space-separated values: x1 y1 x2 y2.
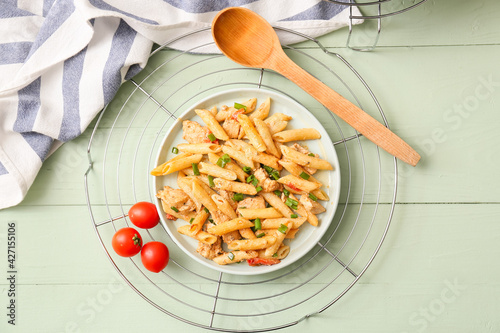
153 88 341 275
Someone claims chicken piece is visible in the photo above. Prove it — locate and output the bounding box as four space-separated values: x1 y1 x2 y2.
254 168 281 192
237 196 266 210
299 195 326 215
290 143 318 175
182 120 211 144
156 186 196 214
223 230 241 244
222 118 241 139
218 189 238 210
196 237 223 260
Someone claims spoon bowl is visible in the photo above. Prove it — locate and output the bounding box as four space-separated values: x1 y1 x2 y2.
212 7 280 68
212 7 420 166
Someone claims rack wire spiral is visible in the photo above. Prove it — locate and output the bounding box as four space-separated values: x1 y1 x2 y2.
325 0 427 51
84 26 399 332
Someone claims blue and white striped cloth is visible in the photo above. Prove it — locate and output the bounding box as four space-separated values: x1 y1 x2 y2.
0 0 362 209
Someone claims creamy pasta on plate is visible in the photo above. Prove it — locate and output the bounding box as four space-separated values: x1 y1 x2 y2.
151 96 332 267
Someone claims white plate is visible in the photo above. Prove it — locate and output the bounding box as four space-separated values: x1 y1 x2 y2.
153 88 341 275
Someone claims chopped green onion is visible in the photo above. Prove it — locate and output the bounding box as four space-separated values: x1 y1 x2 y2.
242 166 252 174
274 190 281 197
299 171 310 180
256 233 265 238
252 178 259 187
172 147 179 154
308 153 315 157
189 218 194 224
283 189 290 197
207 133 217 142
208 175 215 187
254 218 261 230
263 165 273 174
309 193 318 202
246 175 255 183
228 252 235 260
234 102 247 110
278 224 289 234
291 214 298 218
217 154 231 168
285 197 298 210
255 186 262 192
271 170 280 180
208 218 214 223
216 158 225 168
192 163 200 176
170 206 179 213
204 207 210 214
239 206 246 209
272 253 278 258
233 193 244 202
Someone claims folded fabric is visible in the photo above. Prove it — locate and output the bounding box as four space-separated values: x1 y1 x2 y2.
0 0 363 209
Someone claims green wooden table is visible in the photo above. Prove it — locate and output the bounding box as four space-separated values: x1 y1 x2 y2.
2 1 500 332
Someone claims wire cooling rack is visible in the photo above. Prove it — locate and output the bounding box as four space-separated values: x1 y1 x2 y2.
325 0 427 51
84 27 398 332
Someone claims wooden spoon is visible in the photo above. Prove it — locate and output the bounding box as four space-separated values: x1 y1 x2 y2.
212 7 420 166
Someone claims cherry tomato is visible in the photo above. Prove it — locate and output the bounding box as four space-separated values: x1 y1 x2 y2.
247 258 281 266
128 202 159 229
112 228 142 257
141 241 169 273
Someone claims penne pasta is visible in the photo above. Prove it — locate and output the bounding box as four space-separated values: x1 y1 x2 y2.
277 174 321 193
249 97 270 121
207 217 254 235
188 210 210 236
273 128 321 142
237 114 267 152
280 145 333 170
213 250 258 265
237 207 283 219
252 152 282 171
239 228 257 239
278 160 328 201
212 194 238 219
177 143 222 154
264 221 292 257
274 245 290 259
151 154 202 176
222 145 255 169
191 178 218 213
214 178 257 195
208 152 247 182
177 225 217 245
198 162 237 180
260 192 294 218
261 217 307 230
254 118 281 158
256 229 298 240
177 173 202 212
195 108 230 141
227 235 276 251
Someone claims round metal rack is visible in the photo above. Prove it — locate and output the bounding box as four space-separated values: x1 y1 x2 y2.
84 27 398 332
326 0 428 51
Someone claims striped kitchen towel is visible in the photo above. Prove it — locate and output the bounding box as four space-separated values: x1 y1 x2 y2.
0 0 363 209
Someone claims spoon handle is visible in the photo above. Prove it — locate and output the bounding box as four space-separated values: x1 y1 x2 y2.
273 57 420 166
